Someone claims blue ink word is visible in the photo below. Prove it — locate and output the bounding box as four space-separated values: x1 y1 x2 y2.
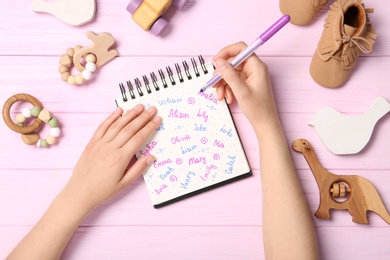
194 123 207 131
225 155 236 174
158 97 183 106
159 166 175 180
156 123 165 131
180 144 198 155
180 171 196 189
220 124 233 138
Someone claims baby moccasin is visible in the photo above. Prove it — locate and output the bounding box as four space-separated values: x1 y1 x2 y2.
279 0 328 25
310 0 377 88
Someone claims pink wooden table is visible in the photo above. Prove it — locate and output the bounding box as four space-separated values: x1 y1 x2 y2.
1 0 390 259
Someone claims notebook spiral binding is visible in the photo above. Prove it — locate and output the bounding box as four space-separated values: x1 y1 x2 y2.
118 55 208 102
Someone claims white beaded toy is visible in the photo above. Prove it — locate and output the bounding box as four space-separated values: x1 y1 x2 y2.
15 106 61 148
59 46 97 86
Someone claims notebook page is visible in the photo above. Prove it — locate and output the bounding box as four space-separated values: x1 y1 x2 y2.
116 63 251 207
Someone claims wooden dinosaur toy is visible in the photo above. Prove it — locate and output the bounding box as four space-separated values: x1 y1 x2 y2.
292 138 390 224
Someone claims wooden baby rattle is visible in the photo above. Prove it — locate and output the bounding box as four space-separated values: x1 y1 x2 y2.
292 138 390 224
3 94 61 148
59 31 118 86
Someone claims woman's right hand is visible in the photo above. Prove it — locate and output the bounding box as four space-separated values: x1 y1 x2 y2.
213 42 278 127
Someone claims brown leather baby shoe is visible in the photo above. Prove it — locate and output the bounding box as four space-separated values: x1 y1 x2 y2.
310 0 377 88
279 0 328 25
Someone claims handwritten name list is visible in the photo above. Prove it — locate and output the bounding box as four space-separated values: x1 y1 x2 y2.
116 63 251 207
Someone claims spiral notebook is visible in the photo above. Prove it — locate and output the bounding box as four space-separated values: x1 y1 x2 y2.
115 56 252 208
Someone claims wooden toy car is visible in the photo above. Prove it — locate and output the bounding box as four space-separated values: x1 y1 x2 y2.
127 0 188 36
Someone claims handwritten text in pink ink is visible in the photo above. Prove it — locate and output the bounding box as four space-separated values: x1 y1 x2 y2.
197 109 209 122
155 184 168 195
139 141 158 156
201 164 217 181
168 109 189 119
197 92 218 104
188 156 206 165
154 158 173 168
214 140 225 148
171 134 191 144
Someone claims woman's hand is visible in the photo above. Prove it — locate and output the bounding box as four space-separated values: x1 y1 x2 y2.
213 42 278 127
61 104 162 213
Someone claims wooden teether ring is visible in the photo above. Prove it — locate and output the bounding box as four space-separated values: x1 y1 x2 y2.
2 93 43 134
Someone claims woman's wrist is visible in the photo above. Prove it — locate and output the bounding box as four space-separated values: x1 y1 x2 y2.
53 188 94 224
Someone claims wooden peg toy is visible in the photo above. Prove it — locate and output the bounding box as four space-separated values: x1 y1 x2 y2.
32 0 96 26
58 31 117 86
72 31 118 72
309 96 390 155
127 0 189 36
292 138 390 224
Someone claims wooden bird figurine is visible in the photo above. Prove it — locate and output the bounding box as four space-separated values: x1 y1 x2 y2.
309 96 390 155
292 138 390 224
32 0 96 26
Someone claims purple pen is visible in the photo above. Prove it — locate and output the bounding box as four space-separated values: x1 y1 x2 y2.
200 15 290 92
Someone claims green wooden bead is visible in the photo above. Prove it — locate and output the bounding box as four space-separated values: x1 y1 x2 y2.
31 106 42 117
48 118 58 127
17 123 24 126
40 139 48 147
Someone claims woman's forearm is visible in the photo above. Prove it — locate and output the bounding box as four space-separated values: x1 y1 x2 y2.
255 118 319 260
7 192 90 260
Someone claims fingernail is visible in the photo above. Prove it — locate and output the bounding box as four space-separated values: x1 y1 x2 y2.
114 107 122 114
216 59 228 71
134 104 143 111
146 156 155 166
146 106 156 113
152 116 162 123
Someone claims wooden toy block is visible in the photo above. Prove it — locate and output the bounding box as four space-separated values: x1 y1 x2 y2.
38 109 52 123
72 31 118 72
32 0 96 26
292 138 390 224
309 96 390 155
144 0 172 14
127 0 188 36
133 1 167 30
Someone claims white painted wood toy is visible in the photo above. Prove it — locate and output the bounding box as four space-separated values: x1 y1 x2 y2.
292 138 390 224
32 0 96 26
309 96 390 155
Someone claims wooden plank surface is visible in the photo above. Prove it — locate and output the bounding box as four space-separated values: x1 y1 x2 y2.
1 0 389 259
